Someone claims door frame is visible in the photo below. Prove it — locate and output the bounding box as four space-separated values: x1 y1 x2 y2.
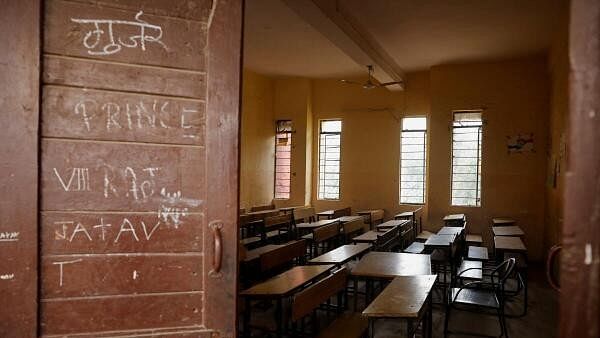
560 0 600 337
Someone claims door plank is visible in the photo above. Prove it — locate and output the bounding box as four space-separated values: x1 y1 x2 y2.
0 1 40 337
41 292 203 335
41 139 205 213
45 0 207 70
43 55 206 99
41 212 204 254
68 0 214 22
42 86 206 145
41 255 203 297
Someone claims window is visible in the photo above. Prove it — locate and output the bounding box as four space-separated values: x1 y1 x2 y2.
400 117 427 204
451 111 483 207
318 120 342 200
274 120 292 199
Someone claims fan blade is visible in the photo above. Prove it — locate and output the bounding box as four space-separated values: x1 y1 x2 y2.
340 79 363 85
379 81 403 87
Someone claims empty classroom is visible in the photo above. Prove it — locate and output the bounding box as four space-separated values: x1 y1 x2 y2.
238 1 595 338
1 1 598 338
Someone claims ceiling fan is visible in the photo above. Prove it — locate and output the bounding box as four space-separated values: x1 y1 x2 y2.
340 65 403 89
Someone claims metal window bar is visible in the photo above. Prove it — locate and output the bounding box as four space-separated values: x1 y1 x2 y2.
400 127 427 205
318 129 341 200
451 122 482 207
274 130 292 199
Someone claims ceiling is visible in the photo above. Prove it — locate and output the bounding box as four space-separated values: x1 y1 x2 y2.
243 0 559 78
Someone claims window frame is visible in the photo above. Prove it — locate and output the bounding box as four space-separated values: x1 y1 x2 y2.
317 119 342 201
450 110 483 207
399 116 428 205
274 120 292 200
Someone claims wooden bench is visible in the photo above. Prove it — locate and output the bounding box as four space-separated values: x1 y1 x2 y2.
264 213 294 242
309 243 371 266
403 242 425 254
332 206 352 218
342 218 367 243
294 206 316 223
260 239 307 274
467 246 489 261
443 213 466 227
457 259 483 280
250 203 276 212
415 230 434 242
466 234 483 246
291 268 349 335
303 221 341 257
375 225 399 251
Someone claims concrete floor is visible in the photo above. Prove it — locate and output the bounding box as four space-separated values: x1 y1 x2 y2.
241 264 558 337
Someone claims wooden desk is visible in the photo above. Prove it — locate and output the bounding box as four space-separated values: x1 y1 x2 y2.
308 244 371 266
492 218 516 226
494 236 527 252
443 214 465 221
437 226 464 236
243 244 283 263
357 209 385 229
352 230 379 244
424 234 455 248
244 209 280 222
296 219 338 232
337 215 364 223
443 213 465 227
240 264 334 337
352 252 432 310
363 275 436 338
316 209 335 220
352 252 431 279
376 219 408 230
279 206 301 214
394 211 414 219
492 225 524 237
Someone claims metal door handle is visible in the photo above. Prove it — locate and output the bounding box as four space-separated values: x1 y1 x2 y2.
209 221 223 278
546 244 561 292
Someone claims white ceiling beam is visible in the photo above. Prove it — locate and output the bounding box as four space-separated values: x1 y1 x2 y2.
282 0 404 90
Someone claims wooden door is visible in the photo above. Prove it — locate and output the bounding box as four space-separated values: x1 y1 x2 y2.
1 0 241 336
561 1 600 337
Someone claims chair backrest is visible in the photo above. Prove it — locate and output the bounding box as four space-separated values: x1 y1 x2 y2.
291 267 348 321
294 206 316 223
250 203 275 212
264 213 293 230
260 239 307 272
491 258 517 293
332 207 351 218
376 226 399 251
313 221 340 243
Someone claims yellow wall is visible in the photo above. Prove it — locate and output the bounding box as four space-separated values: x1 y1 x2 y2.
240 69 275 208
427 58 550 260
310 78 405 216
242 57 553 260
273 78 313 208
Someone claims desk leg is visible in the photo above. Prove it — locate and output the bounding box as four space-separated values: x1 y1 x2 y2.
275 298 283 337
243 297 251 338
353 277 359 311
368 319 374 338
427 294 433 338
